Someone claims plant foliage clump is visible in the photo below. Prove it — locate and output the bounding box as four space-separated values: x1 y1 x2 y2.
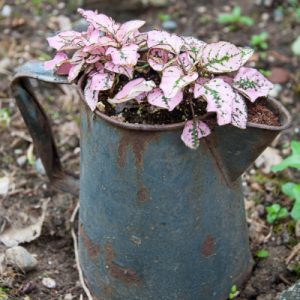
44 9 274 149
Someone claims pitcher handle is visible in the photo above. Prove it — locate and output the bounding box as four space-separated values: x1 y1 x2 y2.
10 60 80 197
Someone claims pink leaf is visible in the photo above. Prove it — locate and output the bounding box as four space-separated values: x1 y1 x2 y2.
47 31 82 51
195 78 234 126
160 66 198 98
132 31 148 45
109 78 155 103
201 42 253 73
78 8 98 19
106 44 139 67
231 91 248 129
104 61 134 79
90 71 114 91
232 67 274 102
239 47 255 66
84 13 116 36
116 20 146 44
135 92 147 102
147 30 184 54
217 76 233 84
56 63 74 75
68 50 88 64
88 29 101 44
95 62 105 72
182 37 206 61
177 52 193 72
98 36 120 48
85 47 107 63
44 52 68 70
84 77 100 111
181 120 211 149
147 88 183 111
68 60 84 82
147 48 170 71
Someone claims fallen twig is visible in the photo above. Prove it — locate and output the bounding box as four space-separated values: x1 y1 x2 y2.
285 242 300 265
71 201 93 300
278 274 292 286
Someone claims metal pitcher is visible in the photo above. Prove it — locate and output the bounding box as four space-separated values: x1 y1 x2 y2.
11 60 292 300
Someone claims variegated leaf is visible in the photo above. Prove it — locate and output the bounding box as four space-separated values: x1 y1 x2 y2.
78 8 98 19
84 77 100 111
194 78 234 126
182 36 206 63
97 36 120 48
86 47 107 63
116 20 146 44
68 60 84 82
232 67 274 102
217 76 233 84
90 71 114 90
47 31 82 51
104 61 134 79
148 48 169 71
44 52 69 70
239 47 254 66
88 29 101 45
84 13 116 36
181 120 211 149
106 44 139 67
201 41 253 73
231 91 248 129
68 50 88 64
109 78 155 103
132 30 148 45
147 30 184 54
147 88 183 111
160 66 198 99
177 52 193 72
135 92 147 102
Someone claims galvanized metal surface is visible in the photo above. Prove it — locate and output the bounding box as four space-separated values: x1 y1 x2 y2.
11 60 292 300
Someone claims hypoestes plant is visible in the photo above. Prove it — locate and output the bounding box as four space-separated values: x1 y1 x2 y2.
44 9 274 150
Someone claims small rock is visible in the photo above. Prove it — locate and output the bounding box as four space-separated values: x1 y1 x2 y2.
264 0 273 6
280 280 300 300
251 182 262 191
251 210 259 220
269 84 283 98
295 220 300 237
17 155 27 167
256 204 265 216
64 293 73 300
96 101 105 113
5 246 38 273
277 283 286 293
14 149 23 155
162 20 177 31
35 158 46 175
42 277 56 289
223 5 231 12
261 13 270 21
1 5 12 17
266 68 290 84
73 18 90 33
197 6 207 13
57 2 65 9
274 9 284 22
0 58 12 71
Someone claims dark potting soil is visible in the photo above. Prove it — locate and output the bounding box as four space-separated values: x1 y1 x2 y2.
97 63 281 127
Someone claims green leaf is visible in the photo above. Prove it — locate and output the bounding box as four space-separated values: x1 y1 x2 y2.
233 6 241 18
256 250 269 258
229 293 234 299
217 14 235 23
158 13 170 22
292 35 300 55
272 204 281 213
232 285 237 293
282 182 297 199
267 212 276 223
260 42 268 50
291 185 300 221
239 16 254 26
260 32 269 41
278 207 288 218
271 141 300 171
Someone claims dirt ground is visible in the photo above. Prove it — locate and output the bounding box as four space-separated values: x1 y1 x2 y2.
1 0 300 299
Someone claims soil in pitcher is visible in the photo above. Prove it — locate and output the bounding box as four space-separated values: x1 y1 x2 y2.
97 56 281 126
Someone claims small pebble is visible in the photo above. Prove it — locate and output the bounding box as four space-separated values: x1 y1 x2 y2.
197 6 207 13
256 204 265 216
162 20 177 31
17 155 27 167
1 5 12 17
35 158 46 175
5 246 38 273
261 13 270 22
57 2 65 9
42 277 56 289
64 293 73 300
14 149 23 155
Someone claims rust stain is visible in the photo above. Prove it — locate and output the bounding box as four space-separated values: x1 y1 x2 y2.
80 225 100 259
83 101 91 134
137 186 148 202
105 243 140 287
99 283 114 297
201 234 215 258
117 131 160 169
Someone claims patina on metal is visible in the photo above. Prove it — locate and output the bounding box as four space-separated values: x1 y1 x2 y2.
11 60 292 300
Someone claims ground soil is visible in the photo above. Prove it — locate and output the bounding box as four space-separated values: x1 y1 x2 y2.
0 0 300 299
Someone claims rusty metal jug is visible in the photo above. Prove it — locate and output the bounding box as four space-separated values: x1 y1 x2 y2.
11 60 291 300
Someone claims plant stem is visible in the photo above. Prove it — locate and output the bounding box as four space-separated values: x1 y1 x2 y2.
134 63 150 70
187 93 195 119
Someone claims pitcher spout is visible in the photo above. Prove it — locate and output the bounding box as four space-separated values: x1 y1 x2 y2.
204 96 292 187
